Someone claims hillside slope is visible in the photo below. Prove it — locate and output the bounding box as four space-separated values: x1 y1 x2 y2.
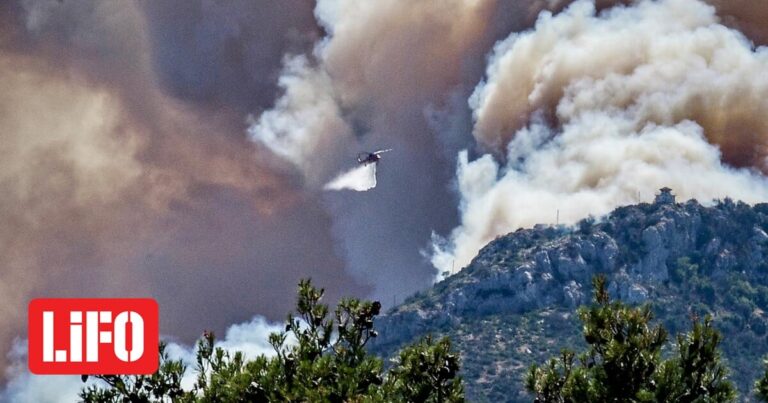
371 192 768 401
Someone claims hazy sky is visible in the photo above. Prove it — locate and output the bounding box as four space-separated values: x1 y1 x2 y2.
1 0 767 389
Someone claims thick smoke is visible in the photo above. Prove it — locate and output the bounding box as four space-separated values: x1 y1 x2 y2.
0 0 366 374
248 0 586 302
4 0 768 395
433 0 768 275
707 0 768 46
248 55 354 185
138 0 321 114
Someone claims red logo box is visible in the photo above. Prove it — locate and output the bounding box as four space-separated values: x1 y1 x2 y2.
28 298 159 375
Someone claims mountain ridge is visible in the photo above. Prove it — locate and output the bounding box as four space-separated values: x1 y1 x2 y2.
371 190 768 401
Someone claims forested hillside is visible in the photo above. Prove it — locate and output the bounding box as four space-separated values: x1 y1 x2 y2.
372 193 768 401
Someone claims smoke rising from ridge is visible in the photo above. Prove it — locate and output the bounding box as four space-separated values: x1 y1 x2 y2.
433 0 768 275
248 0 591 302
3 0 768 393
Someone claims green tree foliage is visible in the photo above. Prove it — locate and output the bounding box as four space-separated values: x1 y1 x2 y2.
654 317 736 402
526 275 736 402
79 342 187 402
382 335 462 402
756 359 768 402
80 279 463 402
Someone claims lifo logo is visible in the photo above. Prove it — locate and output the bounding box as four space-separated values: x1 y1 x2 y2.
28 299 159 375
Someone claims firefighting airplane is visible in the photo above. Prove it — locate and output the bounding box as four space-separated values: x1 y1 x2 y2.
356 149 392 166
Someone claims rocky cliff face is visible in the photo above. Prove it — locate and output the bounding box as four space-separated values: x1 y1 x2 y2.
371 197 768 401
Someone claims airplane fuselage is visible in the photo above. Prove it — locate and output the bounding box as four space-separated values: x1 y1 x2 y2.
357 153 381 165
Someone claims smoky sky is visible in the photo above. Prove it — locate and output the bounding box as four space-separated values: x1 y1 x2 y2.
0 0 359 374
2 0 768 383
248 0 601 303
139 0 321 114
434 0 768 274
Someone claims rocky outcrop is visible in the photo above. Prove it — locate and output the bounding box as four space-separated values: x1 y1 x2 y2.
373 197 768 353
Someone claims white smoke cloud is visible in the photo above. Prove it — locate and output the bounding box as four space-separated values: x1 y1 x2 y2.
162 316 285 391
7 0 768 397
246 0 511 302
324 163 378 192
0 339 83 403
1 316 283 403
432 0 768 276
247 0 501 186
247 55 354 186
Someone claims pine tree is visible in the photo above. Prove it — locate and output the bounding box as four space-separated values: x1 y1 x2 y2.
756 358 768 401
526 275 736 402
80 279 464 402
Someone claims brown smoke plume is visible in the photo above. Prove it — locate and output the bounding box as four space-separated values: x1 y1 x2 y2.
0 0 364 374
434 0 768 275
3 0 768 392
248 0 589 302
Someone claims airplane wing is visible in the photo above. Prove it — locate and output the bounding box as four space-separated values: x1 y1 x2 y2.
372 148 392 155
